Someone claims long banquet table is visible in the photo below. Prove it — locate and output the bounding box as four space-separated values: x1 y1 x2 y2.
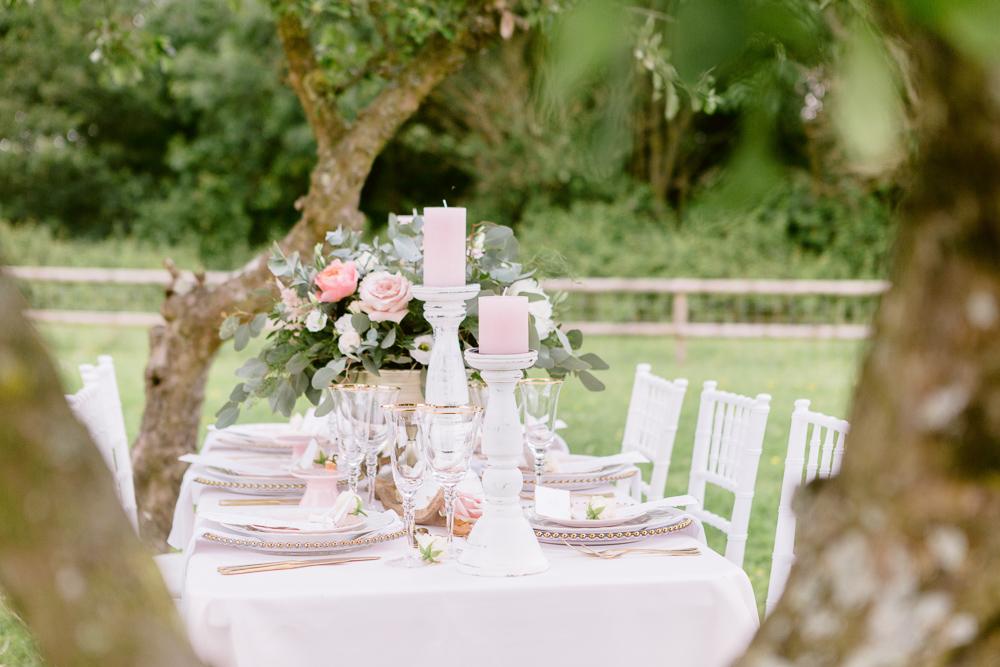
179 485 760 667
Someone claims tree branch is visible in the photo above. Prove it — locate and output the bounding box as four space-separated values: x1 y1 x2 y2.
275 11 347 152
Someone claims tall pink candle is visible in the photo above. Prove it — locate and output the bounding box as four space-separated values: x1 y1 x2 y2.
478 296 529 354
422 207 467 287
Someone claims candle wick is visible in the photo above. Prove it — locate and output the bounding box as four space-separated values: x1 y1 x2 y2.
412 208 417 216
443 200 448 207
503 286 509 296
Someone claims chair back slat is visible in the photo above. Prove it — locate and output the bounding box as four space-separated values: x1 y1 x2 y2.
765 400 850 617
620 364 688 500
686 381 771 569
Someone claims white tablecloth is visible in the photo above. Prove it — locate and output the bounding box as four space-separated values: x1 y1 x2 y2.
182 489 758 667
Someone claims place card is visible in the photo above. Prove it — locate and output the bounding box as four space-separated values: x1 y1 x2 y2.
534 486 572 520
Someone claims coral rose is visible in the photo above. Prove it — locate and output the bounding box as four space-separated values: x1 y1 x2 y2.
315 260 359 303
358 271 413 323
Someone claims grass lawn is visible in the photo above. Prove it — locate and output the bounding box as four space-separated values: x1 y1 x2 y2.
2 326 865 663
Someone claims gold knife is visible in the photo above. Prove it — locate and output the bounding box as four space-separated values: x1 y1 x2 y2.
218 556 379 575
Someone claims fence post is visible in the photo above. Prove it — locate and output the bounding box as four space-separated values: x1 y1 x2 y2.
673 291 688 364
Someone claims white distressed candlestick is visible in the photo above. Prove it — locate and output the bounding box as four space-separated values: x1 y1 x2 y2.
458 348 547 577
411 284 480 406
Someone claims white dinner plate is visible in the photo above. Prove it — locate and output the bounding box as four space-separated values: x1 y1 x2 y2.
528 506 693 545
202 516 406 556
203 509 397 541
212 423 299 452
520 456 639 491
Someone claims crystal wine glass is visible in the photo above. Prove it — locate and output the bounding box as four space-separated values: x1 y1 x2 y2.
330 384 376 496
363 385 401 506
382 403 429 568
519 378 564 490
419 405 483 556
467 380 489 410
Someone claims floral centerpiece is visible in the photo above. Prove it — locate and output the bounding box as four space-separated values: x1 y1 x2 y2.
216 214 607 427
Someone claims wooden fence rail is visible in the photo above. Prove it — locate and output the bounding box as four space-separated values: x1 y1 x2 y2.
4 266 890 361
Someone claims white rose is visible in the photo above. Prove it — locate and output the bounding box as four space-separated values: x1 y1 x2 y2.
571 495 617 521
358 271 414 323
509 278 555 339
334 314 355 336
347 300 363 314
410 334 434 364
338 330 362 355
305 310 328 332
416 533 449 563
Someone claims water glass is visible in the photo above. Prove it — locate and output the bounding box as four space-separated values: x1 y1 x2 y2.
519 378 563 489
382 404 429 568
419 405 483 556
364 385 401 506
330 384 376 496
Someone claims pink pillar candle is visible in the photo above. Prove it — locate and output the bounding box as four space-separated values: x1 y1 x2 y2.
478 296 529 354
422 207 467 287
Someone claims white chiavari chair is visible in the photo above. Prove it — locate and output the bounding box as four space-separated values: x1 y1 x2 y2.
765 399 849 617
620 364 688 500
67 357 183 606
685 381 771 569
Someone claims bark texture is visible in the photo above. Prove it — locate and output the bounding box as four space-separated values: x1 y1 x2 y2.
0 271 204 667
131 11 470 550
741 13 1000 667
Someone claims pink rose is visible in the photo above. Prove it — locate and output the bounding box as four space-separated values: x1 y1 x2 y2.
357 271 413 323
452 491 483 522
315 260 359 303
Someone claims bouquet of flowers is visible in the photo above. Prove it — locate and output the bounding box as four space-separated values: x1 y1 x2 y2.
216 214 607 427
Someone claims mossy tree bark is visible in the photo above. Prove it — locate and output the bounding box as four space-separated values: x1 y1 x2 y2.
740 8 1000 666
130 10 471 551
0 270 204 667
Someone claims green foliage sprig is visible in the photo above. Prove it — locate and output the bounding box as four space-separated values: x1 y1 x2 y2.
216 214 606 427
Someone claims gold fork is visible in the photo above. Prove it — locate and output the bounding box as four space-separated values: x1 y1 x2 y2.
561 538 700 559
218 556 380 575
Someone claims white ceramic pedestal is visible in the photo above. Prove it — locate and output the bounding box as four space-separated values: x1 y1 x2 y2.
457 348 548 577
412 284 480 406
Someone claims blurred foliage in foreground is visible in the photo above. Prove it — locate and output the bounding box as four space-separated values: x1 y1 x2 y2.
1 0 900 278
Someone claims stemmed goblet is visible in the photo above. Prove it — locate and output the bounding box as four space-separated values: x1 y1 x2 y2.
363 385 401 506
419 405 483 556
382 404 429 568
329 384 376 496
519 378 564 490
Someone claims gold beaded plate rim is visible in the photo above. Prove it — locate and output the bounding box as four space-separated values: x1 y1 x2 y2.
535 517 693 545
521 466 639 487
202 525 406 557
194 476 308 497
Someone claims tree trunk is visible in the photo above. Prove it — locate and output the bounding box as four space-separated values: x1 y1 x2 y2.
131 15 468 550
740 12 1000 667
0 270 204 667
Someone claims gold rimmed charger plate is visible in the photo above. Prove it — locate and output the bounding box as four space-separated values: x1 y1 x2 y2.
203 522 406 557
194 476 307 496
530 507 693 546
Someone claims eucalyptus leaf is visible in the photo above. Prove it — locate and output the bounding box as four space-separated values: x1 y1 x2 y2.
305 386 321 406
361 354 380 377
315 394 334 417
534 345 555 369
229 384 248 403
499 235 520 262
577 370 606 392
311 366 339 390
554 327 574 355
567 329 584 350
233 324 251 352
381 327 397 349
286 352 310 375
235 357 268 379
219 316 241 340
528 316 540 350
578 352 609 370
484 225 512 248
326 227 346 246
352 312 371 333
276 383 297 417
249 312 268 336
215 406 240 429
392 235 421 262
554 354 591 371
